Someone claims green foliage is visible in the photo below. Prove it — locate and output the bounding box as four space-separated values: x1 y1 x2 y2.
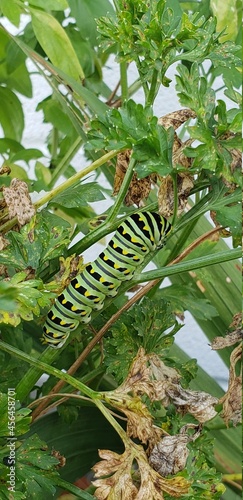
104 297 181 383
0 434 61 499
0 392 31 436
0 0 241 498
88 99 174 176
0 212 71 274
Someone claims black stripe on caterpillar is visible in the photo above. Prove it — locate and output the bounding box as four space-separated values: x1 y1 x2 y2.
42 211 171 348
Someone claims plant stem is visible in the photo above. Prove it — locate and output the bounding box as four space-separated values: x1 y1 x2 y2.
120 61 128 103
106 156 136 223
171 171 178 227
49 136 83 188
67 155 136 257
95 398 128 443
133 248 241 284
146 68 159 106
0 340 96 400
34 149 120 210
50 129 59 168
0 340 128 444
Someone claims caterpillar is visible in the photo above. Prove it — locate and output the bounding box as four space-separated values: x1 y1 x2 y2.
42 211 171 348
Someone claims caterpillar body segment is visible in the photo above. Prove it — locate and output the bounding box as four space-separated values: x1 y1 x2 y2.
42 211 171 348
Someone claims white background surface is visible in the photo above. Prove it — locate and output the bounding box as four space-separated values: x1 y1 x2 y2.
1 18 229 390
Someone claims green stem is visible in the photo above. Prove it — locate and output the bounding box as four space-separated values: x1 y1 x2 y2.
1 150 120 234
171 171 178 227
68 156 137 257
135 56 149 99
146 68 159 107
53 477 94 500
95 398 128 443
34 149 120 210
49 136 83 188
133 248 241 284
53 479 94 499
50 127 59 160
106 156 137 223
0 340 128 445
0 340 96 400
120 61 128 103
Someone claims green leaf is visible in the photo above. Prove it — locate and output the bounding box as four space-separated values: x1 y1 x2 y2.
157 284 218 320
88 99 174 175
37 97 76 135
211 0 239 41
0 392 32 437
51 181 105 208
4 40 33 97
0 212 71 273
0 87 24 141
209 40 242 69
68 0 115 46
0 0 23 26
30 8 85 80
5 30 109 119
13 434 60 498
28 0 68 9
0 273 55 325
134 125 174 178
214 203 241 247
0 281 19 312
11 148 43 164
104 297 181 383
0 138 24 155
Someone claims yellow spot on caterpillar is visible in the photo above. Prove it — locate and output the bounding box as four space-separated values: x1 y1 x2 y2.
85 290 90 297
122 249 128 255
90 268 95 274
103 255 108 261
81 311 87 316
131 237 138 243
122 229 127 235
75 282 81 289
94 298 101 302
114 263 120 269
113 242 118 248
60 320 67 325
109 284 115 288
142 246 147 251
133 256 139 260
51 315 56 320
143 225 149 231
100 277 105 283
150 235 154 242
71 305 78 311
124 269 130 274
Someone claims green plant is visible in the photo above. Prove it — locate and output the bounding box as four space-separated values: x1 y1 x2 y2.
0 0 241 499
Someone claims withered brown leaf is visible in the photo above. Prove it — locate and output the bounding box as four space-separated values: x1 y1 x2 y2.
158 171 194 218
158 109 196 130
93 445 191 500
93 448 138 500
113 150 154 206
3 178 35 225
220 343 242 426
166 384 218 423
149 424 200 477
211 330 242 350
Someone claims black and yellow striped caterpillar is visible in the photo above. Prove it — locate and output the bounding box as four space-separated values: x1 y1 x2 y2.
43 211 171 348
